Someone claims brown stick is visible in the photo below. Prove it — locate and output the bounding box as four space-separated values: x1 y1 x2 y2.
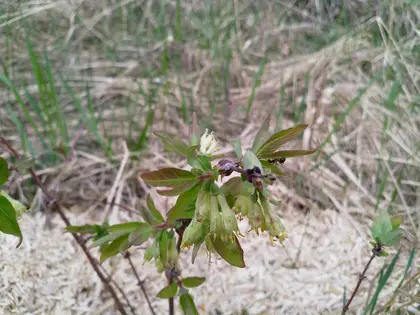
342 244 382 315
124 252 157 315
0 136 128 315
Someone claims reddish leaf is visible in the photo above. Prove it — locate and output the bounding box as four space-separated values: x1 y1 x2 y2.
141 168 197 187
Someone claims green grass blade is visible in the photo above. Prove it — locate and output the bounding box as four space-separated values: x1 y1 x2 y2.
246 56 267 118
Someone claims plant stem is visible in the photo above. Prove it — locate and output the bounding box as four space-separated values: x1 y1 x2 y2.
167 221 188 315
342 245 382 315
0 136 128 315
124 252 157 315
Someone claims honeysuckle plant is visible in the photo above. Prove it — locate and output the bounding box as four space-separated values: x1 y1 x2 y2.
66 115 318 314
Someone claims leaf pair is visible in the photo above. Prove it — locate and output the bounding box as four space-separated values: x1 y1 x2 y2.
157 277 206 298
249 117 318 173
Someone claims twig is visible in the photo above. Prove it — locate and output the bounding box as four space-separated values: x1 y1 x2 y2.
0 136 128 315
342 244 382 315
124 252 157 315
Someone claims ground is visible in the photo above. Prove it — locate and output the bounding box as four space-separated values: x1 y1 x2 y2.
0 1 419 314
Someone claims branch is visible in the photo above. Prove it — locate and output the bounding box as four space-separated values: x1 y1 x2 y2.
0 136 128 315
342 244 382 315
124 252 157 315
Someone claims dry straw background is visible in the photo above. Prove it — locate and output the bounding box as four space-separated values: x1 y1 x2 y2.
0 0 419 314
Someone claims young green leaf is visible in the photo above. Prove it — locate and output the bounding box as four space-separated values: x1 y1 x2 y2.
128 223 152 246
0 196 23 247
182 277 206 288
211 235 246 268
0 157 9 185
258 148 318 160
256 124 307 156
154 131 190 156
141 168 197 187
157 283 178 299
251 115 271 153
243 150 262 171
100 234 129 263
166 183 203 222
196 155 212 171
189 112 200 146
66 224 101 234
180 293 199 315
390 215 403 229
231 140 242 159
146 194 165 223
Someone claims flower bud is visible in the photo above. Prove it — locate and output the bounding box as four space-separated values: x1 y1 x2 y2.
217 194 239 235
234 195 251 217
182 219 208 248
261 198 288 244
209 196 223 235
247 201 266 233
167 236 179 267
195 190 211 221
155 258 165 273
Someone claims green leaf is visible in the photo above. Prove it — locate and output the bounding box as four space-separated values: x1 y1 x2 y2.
146 194 165 223
154 131 190 156
260 160 287 176
141 168 197 187
157 181 197 196
390 215 403 229
211 235 245 268
0 157 9 185
66 224 101 234
258 148 318 159
157 283 178 299
231 140 242 158
380 228 403 247
166 183 203 222
242 150 262 171
251 115 271 153
256 124 308 156
100 234 129 263
128 223 152 246
0 196 23 247
182 277 206 288
180 293 199 315
108 222 144 234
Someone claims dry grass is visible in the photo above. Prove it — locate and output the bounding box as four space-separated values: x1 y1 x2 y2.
0 0 419 314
